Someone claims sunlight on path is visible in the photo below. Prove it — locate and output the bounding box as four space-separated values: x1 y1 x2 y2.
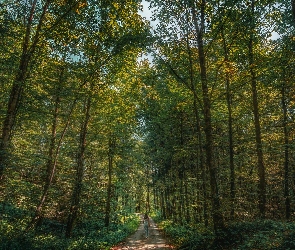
111 214 174 250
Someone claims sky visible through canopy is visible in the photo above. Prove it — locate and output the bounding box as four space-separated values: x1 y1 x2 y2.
139 1 279 39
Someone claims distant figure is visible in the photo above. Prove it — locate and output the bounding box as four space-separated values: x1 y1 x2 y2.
143 213 150 238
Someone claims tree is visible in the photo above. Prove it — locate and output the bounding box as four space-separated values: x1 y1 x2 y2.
26 61 77 230
0 0 51 180
189 0 225 231
148 0 225 231
66 92 91 238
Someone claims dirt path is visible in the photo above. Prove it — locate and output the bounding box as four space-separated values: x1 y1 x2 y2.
111 214 174 250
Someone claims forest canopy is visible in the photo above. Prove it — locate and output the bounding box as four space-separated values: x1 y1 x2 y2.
0 0 294 249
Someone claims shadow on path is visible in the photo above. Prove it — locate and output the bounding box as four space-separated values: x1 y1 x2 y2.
111 214 174 250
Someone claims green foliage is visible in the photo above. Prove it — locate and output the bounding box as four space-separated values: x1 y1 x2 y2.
156 218 213 249
0 209 140 250
1 0 295 249
156 219 295 250
217 220 295 250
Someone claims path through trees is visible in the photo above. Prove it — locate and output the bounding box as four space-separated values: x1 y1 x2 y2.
111 214 174 250
0 0 295 249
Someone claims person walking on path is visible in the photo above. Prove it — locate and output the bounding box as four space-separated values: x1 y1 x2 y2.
111 213 174 249
143 213 150 238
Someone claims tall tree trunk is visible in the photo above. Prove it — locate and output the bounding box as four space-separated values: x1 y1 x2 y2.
184 174 190 223
66 97 91 238
152 175 157 210
178 177 184 224
160 189 166 219
185 26 208 227
248 0 266 218
221 28 235 220
105 136 115 227
0 0 50 180
145 165 151 213
194 101 209 226
191 1 225 232
146 183 150 213
281 83 290 220
179 111 184 224
165 185 171 218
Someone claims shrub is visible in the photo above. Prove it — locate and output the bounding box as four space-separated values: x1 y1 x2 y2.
155 218 295 250
0 209 140 250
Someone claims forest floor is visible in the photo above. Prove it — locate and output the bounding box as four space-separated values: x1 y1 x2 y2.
111 214 175 250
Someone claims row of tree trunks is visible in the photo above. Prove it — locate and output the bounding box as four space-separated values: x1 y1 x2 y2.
150 0 290 229
0 0 51 180
0 0 82 181
26 71 77 231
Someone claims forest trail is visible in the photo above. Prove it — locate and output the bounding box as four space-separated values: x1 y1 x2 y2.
111 214 174 250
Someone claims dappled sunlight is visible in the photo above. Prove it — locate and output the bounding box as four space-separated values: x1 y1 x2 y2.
112 214 174 250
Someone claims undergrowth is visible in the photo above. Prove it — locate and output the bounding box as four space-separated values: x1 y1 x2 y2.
155 216 295 250
0 204 140 250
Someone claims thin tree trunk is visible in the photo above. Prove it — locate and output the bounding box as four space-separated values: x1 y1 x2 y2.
26 82 60 230
145 165 151 213
66 97 91 238
179 111 185 224
184 175 190 223
160 189 166 219
0 0 50 180
165 185 170 218
185 25 209 227
194 101 209 226
221 28 235 220
152 174 157 210
191 1 225 232
178 177 183 224
26 98 76 231
146 183 150 213
105 136 115 227
281 84 290 220
248 0 266 218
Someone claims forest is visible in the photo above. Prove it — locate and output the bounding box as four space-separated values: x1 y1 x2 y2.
0 0 294 249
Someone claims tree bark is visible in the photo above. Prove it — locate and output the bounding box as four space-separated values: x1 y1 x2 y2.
281 83 290 220
193 98 208 226
185 22 208 227
184 175 190 223
221 28 235 220
66 97 91 238
105 136 115 227
160 189 166 219
191 1 225 232
248 0 266 218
